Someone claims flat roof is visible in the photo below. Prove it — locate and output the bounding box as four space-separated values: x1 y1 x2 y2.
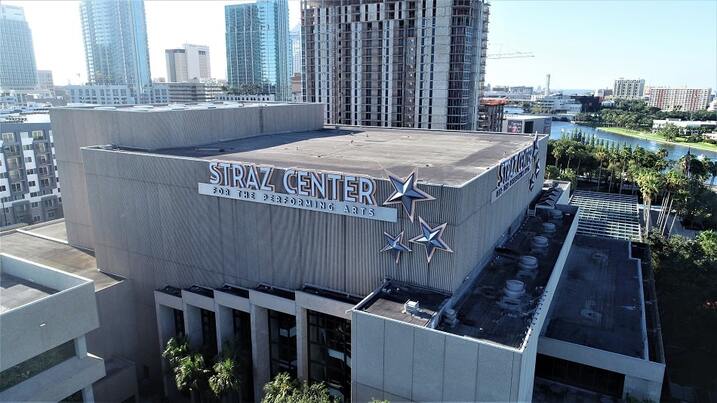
544 235 646 358
439 205 577 348
146 127 536 186
570 190 642 241
0 221 123 292
0 273 57 313
504 114 552 120
360 281 450 326
57 101 295 113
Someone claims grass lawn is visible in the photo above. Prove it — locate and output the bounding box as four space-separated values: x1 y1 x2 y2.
597 127 717 153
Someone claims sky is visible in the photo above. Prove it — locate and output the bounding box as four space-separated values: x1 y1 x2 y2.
7 0 717 90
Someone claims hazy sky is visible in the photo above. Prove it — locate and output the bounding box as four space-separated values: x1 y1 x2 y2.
7 0 717 90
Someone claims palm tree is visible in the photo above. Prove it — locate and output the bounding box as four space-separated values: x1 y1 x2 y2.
162 336 190 368
594 147 608 191
635 169 663 234
263 373 298 403
210 358 241 402
175 353 211 403
262 373 334 403
705 158 717 186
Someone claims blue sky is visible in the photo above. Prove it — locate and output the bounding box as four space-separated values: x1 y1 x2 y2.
485 0 717 89
9 0 716 90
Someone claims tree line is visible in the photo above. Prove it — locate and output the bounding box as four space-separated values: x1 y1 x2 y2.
575 99 716 131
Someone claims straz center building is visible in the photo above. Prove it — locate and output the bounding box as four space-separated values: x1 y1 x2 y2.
45 103 663 402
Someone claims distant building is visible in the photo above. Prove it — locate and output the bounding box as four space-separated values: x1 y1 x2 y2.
485 86 533 101
225 0 290 100
214 93 276 102
570 95 601 113
478 98 506 132
166 81 222 103
648 87 712 111
708 98 717 111
502 114 552 134
65 84 168 105
289 26 301 77
532 94 582 115
290 73 301 102
165 44 211 83
594 88 613 97
302 0 490 130
0 114 62 228
0 5 38 91
80 0 151 93
613 78 645 100
36 70 54 90
652 118 716 132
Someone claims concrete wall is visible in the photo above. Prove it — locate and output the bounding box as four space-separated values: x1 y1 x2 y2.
351 310 524 403
50 103 325 250
0 254 99 370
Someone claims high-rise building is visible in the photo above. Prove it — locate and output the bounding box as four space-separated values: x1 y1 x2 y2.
613 78 645 100
0 114 63 228
225 0 290 100
289 26 302 77
165 44 211 83
0 5 38 91
301 0 490 130
79 0 151 93
544 74 551 96
37 70 54 90
647 87 712 111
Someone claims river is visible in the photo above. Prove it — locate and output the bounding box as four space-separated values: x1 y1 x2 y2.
549 121 717 161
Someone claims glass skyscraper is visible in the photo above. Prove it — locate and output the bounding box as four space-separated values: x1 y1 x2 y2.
0 5 38 91
225 0 290 101
80 0 151 92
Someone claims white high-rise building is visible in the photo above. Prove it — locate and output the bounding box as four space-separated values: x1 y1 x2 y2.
165 44 211 82
289 26 301 77
613 78 645 99
648 87 711 111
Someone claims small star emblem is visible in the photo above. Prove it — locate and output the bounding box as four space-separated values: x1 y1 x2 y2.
383 171 434 222
410 217 453 263
380 231 412 264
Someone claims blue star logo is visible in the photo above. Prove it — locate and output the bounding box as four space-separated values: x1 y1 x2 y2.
410 217 453 263
380 231 412 264
383 171 434 222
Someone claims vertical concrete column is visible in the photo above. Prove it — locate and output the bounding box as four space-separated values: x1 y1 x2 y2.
250 304 270 403
215 305 234 354
81 386 95 403
74 335 88 357
295 306 308 381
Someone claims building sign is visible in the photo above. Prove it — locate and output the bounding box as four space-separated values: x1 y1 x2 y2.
491 144 535 202
198 161 398 222
506 120 524 134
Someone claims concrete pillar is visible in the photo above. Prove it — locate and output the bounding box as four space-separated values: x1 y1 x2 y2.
184 305 202 350
296 306 308 382
82 386 95 403
250 304 270 403
74 335 88 357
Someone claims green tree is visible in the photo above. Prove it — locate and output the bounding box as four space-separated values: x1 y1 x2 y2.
262 373 335 403
162 336 190 368
210 358 241 401
657 124 680 141
174 353 211 403
634 169 663 233
696 230 717 260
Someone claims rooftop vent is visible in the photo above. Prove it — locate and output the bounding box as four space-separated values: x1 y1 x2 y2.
504 280 526 299
498 280 527 312
549 209 564 221
403 300 421 316
518 255 539 271
531 235 549 250
443 308 459 328
542 222 556 234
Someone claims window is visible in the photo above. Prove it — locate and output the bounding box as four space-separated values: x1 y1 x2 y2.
28 181 36 187
0 341 75 392
0 185 5 192
173 309 185 339
41 178 51 187
48 211 55 219
31 130 44 140
308 311 352 402
11 183 21 192
535 354 624 397
232 310 255 401
1 132 14 143
32 215 41 222
24 157 32 163
269 310 297 378
200 309 217 358
31 202 39 207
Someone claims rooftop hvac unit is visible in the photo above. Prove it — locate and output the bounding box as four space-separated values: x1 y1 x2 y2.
403 300 421 316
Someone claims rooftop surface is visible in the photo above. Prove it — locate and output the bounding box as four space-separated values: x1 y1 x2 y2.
59 101 293 113
439 205 577 348
1 221 122 292
544 235 645 359
360 282 451 326
0 273 57 313
150 127 536 186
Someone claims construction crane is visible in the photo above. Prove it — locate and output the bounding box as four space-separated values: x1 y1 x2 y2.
486 51 534 59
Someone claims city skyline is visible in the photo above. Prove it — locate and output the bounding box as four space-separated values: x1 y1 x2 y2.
5 0 715 90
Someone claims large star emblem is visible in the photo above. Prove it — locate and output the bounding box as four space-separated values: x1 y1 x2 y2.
380 231 412 264
410 217 453 263
383 171 434 222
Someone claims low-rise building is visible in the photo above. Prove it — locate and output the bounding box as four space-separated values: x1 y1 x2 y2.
478 98 506 132
64 84 169 105
166 81 223 103
0 113 62 228
652 119 717 132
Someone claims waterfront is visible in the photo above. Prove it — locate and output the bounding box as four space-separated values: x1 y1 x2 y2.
550 121 717 161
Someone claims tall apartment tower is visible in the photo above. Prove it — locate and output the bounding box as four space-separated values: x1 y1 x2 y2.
544 74 551 96
0 5 38 91
80 0 151 92
648 87 711 111
289 26 302 77
301 0 490 130
225 0 291 100
613 78 645 100
165 44 211 82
